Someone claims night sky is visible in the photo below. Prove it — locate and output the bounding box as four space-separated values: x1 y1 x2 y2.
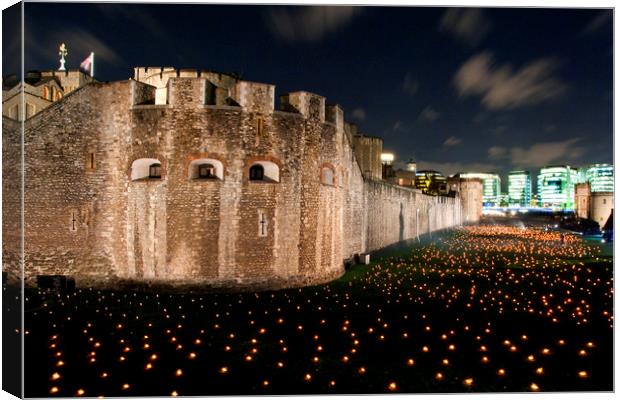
5 4 614 188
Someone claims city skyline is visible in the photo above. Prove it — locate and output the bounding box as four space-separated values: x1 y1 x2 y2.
5 4 613 178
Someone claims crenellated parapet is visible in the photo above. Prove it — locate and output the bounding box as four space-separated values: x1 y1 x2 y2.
325 104 344 130
5 66 470 290
229 81 275 114
280 91 325 122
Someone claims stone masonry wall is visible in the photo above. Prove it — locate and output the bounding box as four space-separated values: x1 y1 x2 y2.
2 117 21 280
3 74 470 289
363 180 461 252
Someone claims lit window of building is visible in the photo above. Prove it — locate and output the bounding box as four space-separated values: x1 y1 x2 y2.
586 164 613 193
508 171 531 207
415 170 447 196
537 165 579 209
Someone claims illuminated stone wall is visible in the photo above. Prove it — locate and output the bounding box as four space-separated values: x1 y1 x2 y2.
2 71 471 289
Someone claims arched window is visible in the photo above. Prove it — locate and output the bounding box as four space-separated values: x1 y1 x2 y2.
149 163 162 178
321 167 334 185
247 160 280 182
320 164 336 186
198 163 215 179
54 91 62 101
9 104 18 119
43 86 50 100
249 164 264 181
131 158 163 180
188 158 224 180
25 103 36 119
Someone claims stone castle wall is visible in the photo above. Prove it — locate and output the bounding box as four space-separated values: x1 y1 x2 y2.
3 74 477 289
364 180 460 252
352 135 383 181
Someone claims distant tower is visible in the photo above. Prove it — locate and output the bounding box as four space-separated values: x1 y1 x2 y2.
406 159 417 174
381 153 395 179
380 153 394 166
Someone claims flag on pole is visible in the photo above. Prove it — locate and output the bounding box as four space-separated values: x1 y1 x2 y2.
80 52 95 77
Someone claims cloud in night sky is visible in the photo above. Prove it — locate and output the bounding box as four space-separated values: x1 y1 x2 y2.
417 160 499 176
454 52 567 110
402 73 419 95
443 136 462 146
95 4 167 38
419 106 440 121
25 26 123 69
351 108 366 121
488 138 585 168
265 6 362 43
488 146 508 159
583 10 612 33
439 8 490 46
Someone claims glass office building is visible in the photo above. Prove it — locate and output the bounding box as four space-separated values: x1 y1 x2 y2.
460 173 501 206
537 166 579 209
586 164 614 192
508 170 531 207
415 170 447 196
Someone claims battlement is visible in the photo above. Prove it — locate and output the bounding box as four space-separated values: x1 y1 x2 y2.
133 67 364 128
230 80 275 114
280 91 326 122
40 69 92 80
325 104 344 129
133 67 240 82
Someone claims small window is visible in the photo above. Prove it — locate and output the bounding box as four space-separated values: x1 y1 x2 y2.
131 158 163 180
198 163 215 179
603 199 606 204
188 158 223 180
247 160 279 182
25 103 36 118
70 210 78 232
54 91 62 101
87 152 96 170
43 86 50 100
321 166 334 185
149 163 162 179
9 104 18 119
258 210 268 237
257 117 265 135
249 164 264 181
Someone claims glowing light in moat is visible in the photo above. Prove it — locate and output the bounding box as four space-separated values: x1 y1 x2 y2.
24 224 611 396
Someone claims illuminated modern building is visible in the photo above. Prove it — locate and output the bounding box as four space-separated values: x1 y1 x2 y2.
507 170 531 207
459 173 501 206
415 170 447 196
575 167 588 185
500 193 509 207
537 165 579 209
586 164 614 193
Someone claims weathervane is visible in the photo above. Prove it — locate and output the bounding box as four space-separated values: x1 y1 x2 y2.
58 43 68 71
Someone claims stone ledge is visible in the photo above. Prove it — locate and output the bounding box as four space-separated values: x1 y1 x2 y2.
61 267 345 293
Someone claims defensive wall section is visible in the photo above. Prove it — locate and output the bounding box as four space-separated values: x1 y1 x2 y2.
2 70 472 290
